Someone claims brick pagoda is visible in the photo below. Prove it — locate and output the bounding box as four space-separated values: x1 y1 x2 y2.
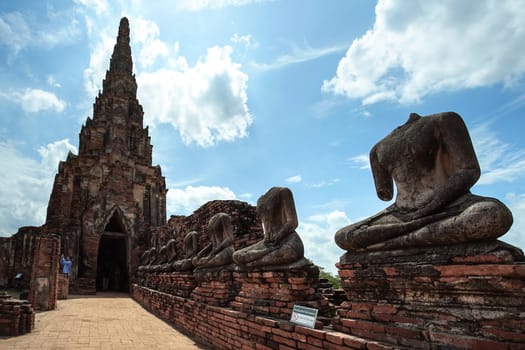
45 17 167 294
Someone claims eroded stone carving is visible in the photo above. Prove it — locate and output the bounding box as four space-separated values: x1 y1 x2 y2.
172 231 198 272
335 112 513 251
192 213 234 273
157 239 177 271
233 186 307 270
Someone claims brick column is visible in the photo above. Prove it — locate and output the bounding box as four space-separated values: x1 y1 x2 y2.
28 234 60 310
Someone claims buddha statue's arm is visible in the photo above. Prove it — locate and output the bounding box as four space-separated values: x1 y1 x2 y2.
195 243 212 258
370 144 393 201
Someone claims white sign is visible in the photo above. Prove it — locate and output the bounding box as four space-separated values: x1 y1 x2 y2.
290 304 318 328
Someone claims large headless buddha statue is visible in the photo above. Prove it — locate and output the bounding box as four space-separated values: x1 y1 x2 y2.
192 213 234 273
335 112 513 251
233 186 307 270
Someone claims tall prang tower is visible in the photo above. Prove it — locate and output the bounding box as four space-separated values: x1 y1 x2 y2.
44 17 167 294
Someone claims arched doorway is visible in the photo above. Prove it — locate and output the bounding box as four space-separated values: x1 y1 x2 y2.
96 211 129 292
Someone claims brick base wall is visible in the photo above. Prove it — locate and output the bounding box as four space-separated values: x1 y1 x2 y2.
132 284 388 350
0 291 35 336
131 240 525 350
335 241 525 349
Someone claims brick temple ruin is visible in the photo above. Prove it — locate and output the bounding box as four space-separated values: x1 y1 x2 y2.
2 17 525 349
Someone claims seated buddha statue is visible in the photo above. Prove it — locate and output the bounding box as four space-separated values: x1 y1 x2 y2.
159 239 177 272
192 213 234 273
335 112 513 252
233 186 307 270
172 231 199 272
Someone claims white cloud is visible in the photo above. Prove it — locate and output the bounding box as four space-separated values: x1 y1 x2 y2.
299 210 350 274
253 43 348 71
166 185 237 215
0 11 80 57
47 75 61 88
323 0 525 105
471 124 525 185
138 45 252 147
38 139 78 172
0 140 77 237
348 154 370 170
131 17 169 68
231 33 258 48
0 12 31 54
308 178 340 188
3 88 66 113
73 0 109 15
176 0 273 12
502 193 525 252
83 32 114 97
285 175 302 184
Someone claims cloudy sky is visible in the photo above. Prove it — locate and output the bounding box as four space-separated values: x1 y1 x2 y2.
1 0 525 274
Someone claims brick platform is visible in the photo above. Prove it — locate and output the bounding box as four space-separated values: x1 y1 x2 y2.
0 291 35 336
133 284 388 350
191 270 238 306
231 264 330 321
155 272 197 298
334 241 525 349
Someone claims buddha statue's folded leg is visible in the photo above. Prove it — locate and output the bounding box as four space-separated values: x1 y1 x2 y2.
233 240 269 265
245 232 304 268
201 246 234 268
335 208 446 250
368 199 513 250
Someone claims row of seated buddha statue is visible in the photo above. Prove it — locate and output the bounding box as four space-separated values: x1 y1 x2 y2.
137 186 309 275
139 112 514 277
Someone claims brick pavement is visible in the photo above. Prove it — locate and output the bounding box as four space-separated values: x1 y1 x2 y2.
0 293 210 350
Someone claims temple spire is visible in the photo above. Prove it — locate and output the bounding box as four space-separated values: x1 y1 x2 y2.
108 17 133 75
102 17 137 97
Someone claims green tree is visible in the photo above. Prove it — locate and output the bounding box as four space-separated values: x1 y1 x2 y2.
318 266 340 289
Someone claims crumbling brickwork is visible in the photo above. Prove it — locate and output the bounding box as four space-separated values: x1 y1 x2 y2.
149 200 262 255
0 292 35 336
334 241 525 349
0 237 11 286
2 227 40 291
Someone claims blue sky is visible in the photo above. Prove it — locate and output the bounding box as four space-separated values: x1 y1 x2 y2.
1 0 525 274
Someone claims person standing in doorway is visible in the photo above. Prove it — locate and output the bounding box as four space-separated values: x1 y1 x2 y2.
60 254 73 275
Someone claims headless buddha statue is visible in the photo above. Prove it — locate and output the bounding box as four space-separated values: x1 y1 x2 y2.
335 112 513 251
172 231 198 272
233 186 307 270
192 213 234 272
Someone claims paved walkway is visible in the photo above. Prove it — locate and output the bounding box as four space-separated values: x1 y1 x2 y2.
1 293 209 350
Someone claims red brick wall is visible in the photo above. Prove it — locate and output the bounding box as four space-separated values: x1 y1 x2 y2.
3 227 40 290
0 237 11 285
150 200 262 255
132 285 382 350
133 241 525 350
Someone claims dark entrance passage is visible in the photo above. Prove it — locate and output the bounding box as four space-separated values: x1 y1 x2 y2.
97 234 129 292
96 212 129 292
